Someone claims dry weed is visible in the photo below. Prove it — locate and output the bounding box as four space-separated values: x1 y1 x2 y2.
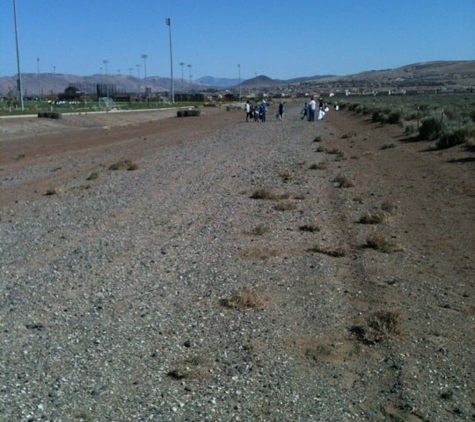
274 201 298 211
309 162 328 170
358 212 384 224
307 244 346 257
220 288 266 310
365 235 402 253
44 188 63 196
333 174 354 188
108 160 139 171
299 224 320 233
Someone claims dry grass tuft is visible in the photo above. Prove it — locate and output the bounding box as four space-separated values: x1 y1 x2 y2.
350 310 402 344
274 201 298 211
220 288 266 310
381 200 396 214
86 172 99 181
250 189 276 200
368 310 401 336
333 174 354 188
45 188 63 196
299 224 320 233
365 235 402 253
307 244 346 257
246 224 270 236
313 135 323 142
108 159 139 171
309 162 328 170
279 171 293 181
357 212 384 224
341 131 357 139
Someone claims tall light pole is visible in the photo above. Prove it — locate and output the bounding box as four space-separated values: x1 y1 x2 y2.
103 59 109 97
13 0 24 110
238 63 241 102
141 54 148 79
136 64 141 96
165 18 174 103
179 62 184 92
37 57 41 99
53 65 56 95
187 64 192 86
128 67 133 76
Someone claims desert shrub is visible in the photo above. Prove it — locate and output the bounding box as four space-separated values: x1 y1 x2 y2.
387 110 402 124
435 128 469 149
470 110 475 122
372 110 387 124
404 123 416 136
419 116 443 140
367 310 401 340
313 135 323 142
381 143 396 150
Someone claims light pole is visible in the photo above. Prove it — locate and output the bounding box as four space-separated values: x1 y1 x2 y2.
53 65 56 95
37 57 41 99
180 62 184 92
103 59 109 97
128 67 133 76
141 54 148 79
187 64 192 86
136 64 141 97
13 0 24 110
238 63 241 102
165 18 174 103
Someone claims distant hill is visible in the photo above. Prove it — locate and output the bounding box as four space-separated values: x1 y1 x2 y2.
1 60 473 96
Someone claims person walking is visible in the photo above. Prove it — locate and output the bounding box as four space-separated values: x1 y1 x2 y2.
301 102 308 120
260 100 267 122
245 101 251 122
309 97 316 121
278 101 284 121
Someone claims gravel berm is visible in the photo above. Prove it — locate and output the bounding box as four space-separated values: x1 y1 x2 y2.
1 103 473 421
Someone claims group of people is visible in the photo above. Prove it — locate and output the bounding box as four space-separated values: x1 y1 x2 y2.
300 97 329 121
245 100 285 122
245 98 335 122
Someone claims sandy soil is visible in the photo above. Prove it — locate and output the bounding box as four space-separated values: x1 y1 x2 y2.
1 103 474 421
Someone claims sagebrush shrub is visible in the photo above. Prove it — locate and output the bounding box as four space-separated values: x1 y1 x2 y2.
436 128 468 149
419 116 443 140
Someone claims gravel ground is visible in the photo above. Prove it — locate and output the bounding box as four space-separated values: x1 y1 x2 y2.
1 103 474 421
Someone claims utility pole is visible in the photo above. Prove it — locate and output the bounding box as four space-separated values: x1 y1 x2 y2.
238 63 241 102
37 57 41 99
13 0 24 110
141 54 148 79
180 62 185 92
103 59 109 97
165 18 174 103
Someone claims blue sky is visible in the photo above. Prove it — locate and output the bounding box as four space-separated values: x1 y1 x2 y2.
1 0 474 80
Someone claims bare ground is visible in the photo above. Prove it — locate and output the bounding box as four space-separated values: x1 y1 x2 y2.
1 103 474 421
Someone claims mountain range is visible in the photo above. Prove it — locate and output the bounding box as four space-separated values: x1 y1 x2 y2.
1 60 473 97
